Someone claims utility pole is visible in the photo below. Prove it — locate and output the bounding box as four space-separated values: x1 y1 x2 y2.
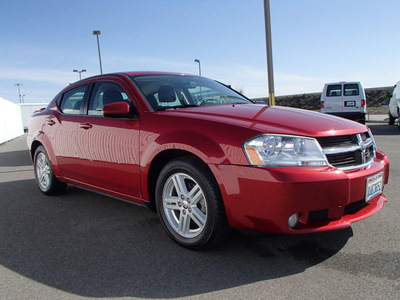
15 83 23 103
264 0 275 106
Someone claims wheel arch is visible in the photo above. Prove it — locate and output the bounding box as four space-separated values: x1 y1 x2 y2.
146 149 224 212
30 140 43 161
29 139 61 178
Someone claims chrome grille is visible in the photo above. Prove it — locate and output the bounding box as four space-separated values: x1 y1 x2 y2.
317 132 375 170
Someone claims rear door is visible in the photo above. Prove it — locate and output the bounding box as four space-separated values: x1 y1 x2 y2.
343 83 361 113
47 84 92 178
324 84 343 113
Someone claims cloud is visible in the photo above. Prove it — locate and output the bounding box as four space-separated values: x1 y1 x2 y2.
0 67 77 85
0 67 79 103
104 54 194 73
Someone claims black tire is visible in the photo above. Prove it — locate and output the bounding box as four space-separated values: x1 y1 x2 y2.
155 157 228 250
389 113 395 125
34 146 67 195
398 109 400 130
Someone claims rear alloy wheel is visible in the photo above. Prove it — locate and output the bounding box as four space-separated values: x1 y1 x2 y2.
155 157 227 249
34 146 66 195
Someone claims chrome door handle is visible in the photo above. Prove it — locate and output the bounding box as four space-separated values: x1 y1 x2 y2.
79 123 93 129
45 119 55 126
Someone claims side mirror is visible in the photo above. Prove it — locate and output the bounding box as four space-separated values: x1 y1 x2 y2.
103 102 131 118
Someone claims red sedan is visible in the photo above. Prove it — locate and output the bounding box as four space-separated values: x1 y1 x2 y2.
27 72 390 249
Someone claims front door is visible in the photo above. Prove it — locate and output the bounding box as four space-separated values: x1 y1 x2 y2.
74 81 141 199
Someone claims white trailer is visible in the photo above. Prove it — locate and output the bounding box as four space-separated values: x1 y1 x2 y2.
18 103 49 131
0 97 24 144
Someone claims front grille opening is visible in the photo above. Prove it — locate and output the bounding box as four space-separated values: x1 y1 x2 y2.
326 152 357 168
360 131 371 141
317 131 375 170
344 200 368 215
317 135 357 148
364 145 375 163
307 200 368 224
308 209 329 222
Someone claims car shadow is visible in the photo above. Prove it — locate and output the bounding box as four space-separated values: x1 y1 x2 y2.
368 124 400 136
0 149 32 167
1 178 352 298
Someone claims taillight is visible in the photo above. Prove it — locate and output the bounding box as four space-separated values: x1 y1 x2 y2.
321 101 325 108
361 99 366 107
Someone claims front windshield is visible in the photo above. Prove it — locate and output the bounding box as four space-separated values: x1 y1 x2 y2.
131 74 252 111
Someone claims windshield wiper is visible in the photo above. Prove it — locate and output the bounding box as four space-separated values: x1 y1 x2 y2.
156 104 198 111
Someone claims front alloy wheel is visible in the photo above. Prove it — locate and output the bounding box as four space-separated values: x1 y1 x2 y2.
155 157 227 249
162 172 207 239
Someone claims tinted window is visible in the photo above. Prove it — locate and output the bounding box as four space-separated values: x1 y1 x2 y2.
59 85 88 115
88 82 132 116
131 75 251 111
326 84 342 97
344 84 359 96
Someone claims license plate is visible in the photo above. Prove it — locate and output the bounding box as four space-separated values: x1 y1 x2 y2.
345 101 356 107
365 172 383 202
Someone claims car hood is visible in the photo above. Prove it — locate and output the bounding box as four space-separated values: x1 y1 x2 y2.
165 104 367 137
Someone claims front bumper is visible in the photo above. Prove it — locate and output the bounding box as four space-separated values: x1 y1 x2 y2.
213 151 389 234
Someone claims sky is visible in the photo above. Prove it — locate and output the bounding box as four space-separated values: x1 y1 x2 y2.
1 0 400 103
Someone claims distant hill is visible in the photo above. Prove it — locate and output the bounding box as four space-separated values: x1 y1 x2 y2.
254 86 393 114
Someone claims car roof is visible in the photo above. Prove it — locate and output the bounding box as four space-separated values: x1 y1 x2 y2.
123 71 196 76
88 71 197 79
67 71 200 87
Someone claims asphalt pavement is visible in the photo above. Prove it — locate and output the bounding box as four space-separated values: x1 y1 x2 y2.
0 125 399 300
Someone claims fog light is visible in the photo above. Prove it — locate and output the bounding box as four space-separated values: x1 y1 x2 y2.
288 213 299 228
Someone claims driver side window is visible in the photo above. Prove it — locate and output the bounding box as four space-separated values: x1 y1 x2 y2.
88 82 132 116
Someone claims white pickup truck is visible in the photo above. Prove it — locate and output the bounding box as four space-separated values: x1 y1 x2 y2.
388 81 400 128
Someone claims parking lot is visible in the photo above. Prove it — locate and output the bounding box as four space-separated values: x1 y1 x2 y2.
1 124 399 300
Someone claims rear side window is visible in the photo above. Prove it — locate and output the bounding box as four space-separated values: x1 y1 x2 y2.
327 84 342 97
344 84 359 96
59 85 88 115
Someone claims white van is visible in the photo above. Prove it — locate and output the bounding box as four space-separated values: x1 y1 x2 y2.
321 82 366 123
388 81 400 128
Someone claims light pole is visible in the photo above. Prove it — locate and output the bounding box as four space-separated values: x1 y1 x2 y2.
194 59 201 76
93 30 103 74
73 69 87 80
264 0 275 106
15 83 23 103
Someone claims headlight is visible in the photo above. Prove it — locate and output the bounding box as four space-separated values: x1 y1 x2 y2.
243 134 328 167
